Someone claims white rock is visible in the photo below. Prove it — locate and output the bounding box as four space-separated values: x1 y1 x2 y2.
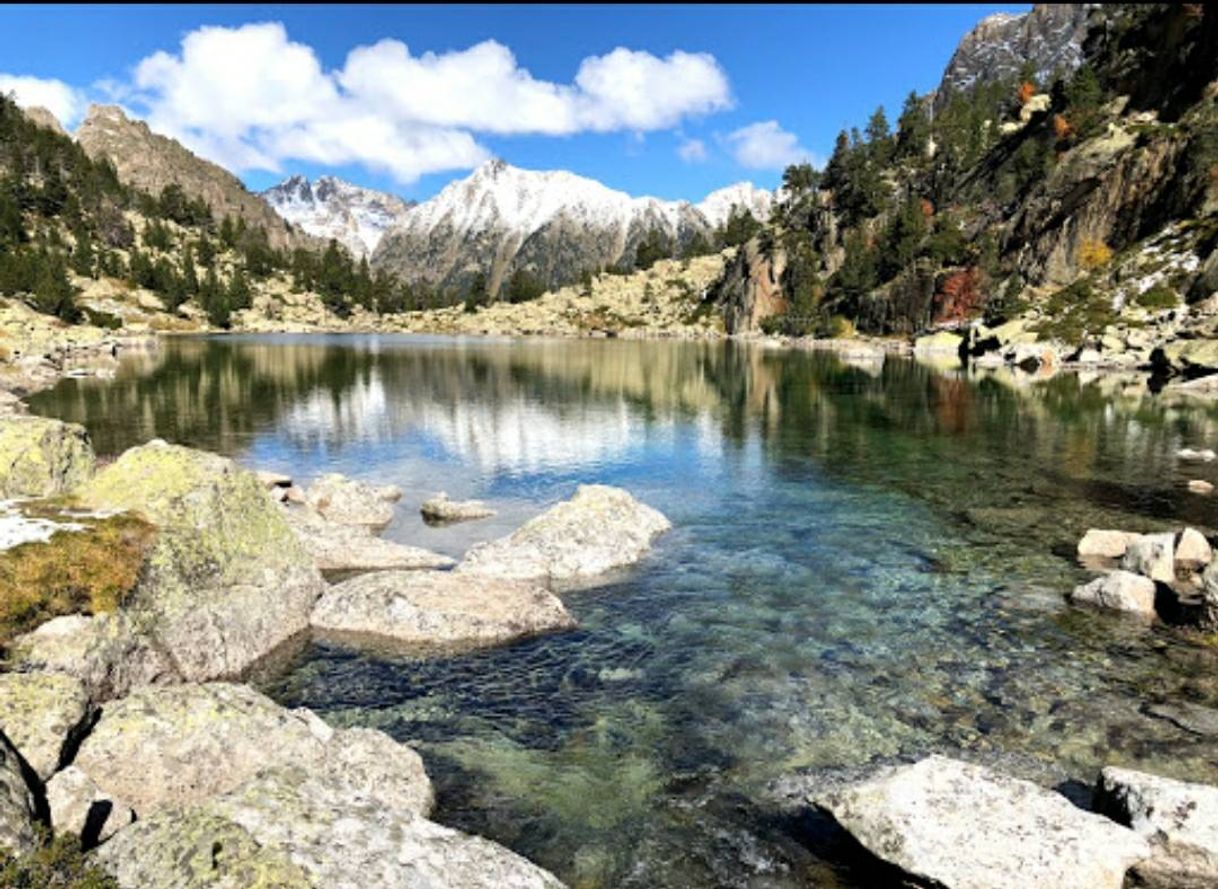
1078 529 1142 560
1070 571 1157 616
420 492 497 523
46 765 136 846
283 506 455 573
1177 528 1213 570
1096 766 1218 888
1188 480 1214 495
815 755 1149 889
305 473 401 527
1121 533 1176 583
1179 448 1218 462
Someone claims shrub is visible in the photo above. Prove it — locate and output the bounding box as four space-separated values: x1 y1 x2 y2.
1135 282 1179 309
0 830 119 888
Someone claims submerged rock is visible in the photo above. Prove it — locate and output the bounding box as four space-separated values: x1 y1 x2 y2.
72 682 432 817
97 765 565 889
1188 479 1215 495
305 473 400 528
46 765 136 846
311 569 576 650
421 491 497 523
283 505 454 573
1179 448 1218 462
0 735 34 855
0 671 91 780
8 612 177 702
1078 529 1142 561
75 442 324 681
1070 571 1157 616
814 755 1148 889
0 415 95 498
1096 766 1218 888
457 484 671 583
1121 532 1175 583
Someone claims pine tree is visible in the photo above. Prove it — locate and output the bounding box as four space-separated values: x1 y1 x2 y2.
226 268 251 312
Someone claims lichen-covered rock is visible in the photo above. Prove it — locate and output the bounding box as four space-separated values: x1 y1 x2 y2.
913 331 964 357
1096 766 1218 889
0 671 91 780
283 506 454 573
72 682 432 817
1078 529 1142 561
815 755 1149 889
75 442 324 681
0 416 95 498
421 492 497 523
311 570 576 650
1177 528 1213 571
1121 533 1176 583
46 765 135 846
1070 571 1157 616
8 612 178 702
99 765 565 889
457 484 671 583
0 735 34 856
304 473 400 528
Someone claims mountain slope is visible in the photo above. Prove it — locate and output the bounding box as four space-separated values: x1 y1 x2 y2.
75 105 312 251
371 160 773 297
261 175 414 258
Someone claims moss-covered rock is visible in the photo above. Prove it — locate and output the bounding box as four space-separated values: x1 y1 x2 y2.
74 442 324 681
0 672 91 780
0 417 95 498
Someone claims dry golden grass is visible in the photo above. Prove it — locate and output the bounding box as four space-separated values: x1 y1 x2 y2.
0 511 156 644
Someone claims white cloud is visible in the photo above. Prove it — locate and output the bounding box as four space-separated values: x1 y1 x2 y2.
120 22 734 183
725 120 810 170
677 136 707 163
0 74 85 127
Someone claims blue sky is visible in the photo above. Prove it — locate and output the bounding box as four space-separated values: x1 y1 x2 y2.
0 4 1028 202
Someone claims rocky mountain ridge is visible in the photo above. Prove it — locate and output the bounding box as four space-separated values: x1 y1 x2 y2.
261 175 415 258
370 159 774 297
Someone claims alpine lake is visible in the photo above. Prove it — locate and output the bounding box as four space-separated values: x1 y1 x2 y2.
27 333 1218 888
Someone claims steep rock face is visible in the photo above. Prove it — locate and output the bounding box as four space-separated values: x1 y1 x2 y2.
372 159 772 296
712 239 789 334
261 175 414 258
20 104 67 136
75 104 311 250
937 4 1096 104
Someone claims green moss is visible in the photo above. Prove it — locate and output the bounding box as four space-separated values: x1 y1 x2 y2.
1031 277 1117 345
1134 283 1179 310
0 510 156 644
0 829 119 889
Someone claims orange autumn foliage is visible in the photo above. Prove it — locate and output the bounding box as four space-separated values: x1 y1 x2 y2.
1053 114 1073 140
933 267 985 325
1018 82 1037 105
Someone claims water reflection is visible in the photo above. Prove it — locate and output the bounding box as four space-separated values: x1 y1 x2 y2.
27 335 1218 888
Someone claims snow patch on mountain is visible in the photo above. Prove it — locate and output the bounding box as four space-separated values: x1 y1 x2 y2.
262 175 414 257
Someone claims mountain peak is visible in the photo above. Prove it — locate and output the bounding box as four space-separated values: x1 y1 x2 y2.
262 174 414 257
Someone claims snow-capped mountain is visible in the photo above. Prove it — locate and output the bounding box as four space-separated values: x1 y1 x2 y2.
262 175 415 258
371 159 773 295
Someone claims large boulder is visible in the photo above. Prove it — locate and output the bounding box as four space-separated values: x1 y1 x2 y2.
815 755 1149 889
71 682 432 817
457 485 671 583
0 415 95 498
0 735 34 856
304 473 400 528
1070 571 1157 617
913 331 964 358
1078 529 1142 561
1096 766 1218 888
98 765 566 889
283 506 454 573
8 612 178 702
1177 528 1213 571
421 492 497 524
311 570 576 651
74 442 324 681
1154 339 1218 377
0 671 91 780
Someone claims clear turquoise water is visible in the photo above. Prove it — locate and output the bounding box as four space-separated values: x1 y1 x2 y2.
29 334 1218 887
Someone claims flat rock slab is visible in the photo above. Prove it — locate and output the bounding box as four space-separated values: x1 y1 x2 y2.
311 569 576 651
1078 529 1143 561
305 473 401 528
73 682 433 817
284 505 455 573
0 671 91 780
98 765 565 889
457 484 671 583
815 755 1149 889
1143 700 1218 737
421 492 497 524
1097 766 1218 888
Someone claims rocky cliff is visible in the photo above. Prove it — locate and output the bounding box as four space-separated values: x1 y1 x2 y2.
75 105 312 251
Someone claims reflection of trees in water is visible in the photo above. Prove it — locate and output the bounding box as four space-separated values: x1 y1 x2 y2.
30 337 1218 515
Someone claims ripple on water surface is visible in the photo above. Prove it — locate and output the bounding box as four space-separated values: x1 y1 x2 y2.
28 334 1218 888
